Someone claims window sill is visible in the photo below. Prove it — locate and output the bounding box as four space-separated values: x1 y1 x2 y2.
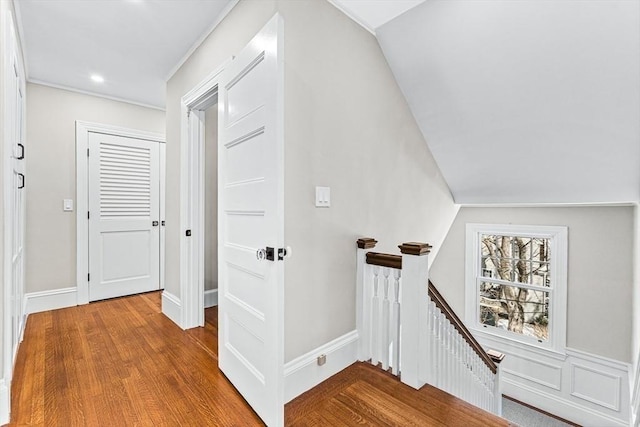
469 327 567 362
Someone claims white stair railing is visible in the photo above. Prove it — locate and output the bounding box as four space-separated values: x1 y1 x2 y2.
356 238 505 416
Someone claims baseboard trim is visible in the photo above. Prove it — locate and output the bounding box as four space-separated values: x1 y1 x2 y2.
0 379 9 425
204 289 218 308
284 330 359 403
502 377 628 427
24 287 77 314
161 291 182 328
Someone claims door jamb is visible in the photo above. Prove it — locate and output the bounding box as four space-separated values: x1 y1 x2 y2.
173 63 226 330
75 121 165 305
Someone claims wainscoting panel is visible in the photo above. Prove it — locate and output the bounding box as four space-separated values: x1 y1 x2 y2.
476 334 630 426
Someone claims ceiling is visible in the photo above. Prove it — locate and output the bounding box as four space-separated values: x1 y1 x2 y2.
373 0 640 204
16 0 234 109
15 0 640 204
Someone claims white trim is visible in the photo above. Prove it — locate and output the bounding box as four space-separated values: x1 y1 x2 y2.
24 287 77 314
76 121 165 305
325 0 376 35
204 289 218 308
179 63 226 330
566 347 631 371
503 378 628 427
0 379 9 426
12 1 28 79
284 330 359 403
465 223 568 354
571 363 621 411
161 291 182 328
460 202 636 208
165 0 239 81
28 79 165 111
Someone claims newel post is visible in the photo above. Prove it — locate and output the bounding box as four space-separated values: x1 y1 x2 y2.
356 238 377 361
399 242 432 389
489 351 505 416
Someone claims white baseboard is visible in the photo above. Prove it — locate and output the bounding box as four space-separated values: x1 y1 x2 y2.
161 291 182 328
204 289 218 308
478 333 630 426
24 287 77 314
284 330 358 403
503 378 627 427
0 379 9 425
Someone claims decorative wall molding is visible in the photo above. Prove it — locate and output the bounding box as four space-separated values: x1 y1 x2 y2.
204 289 218 308
476 333 630 426
24 287 77 314
284 330 358 403
161 291 182 329
0 379 9 426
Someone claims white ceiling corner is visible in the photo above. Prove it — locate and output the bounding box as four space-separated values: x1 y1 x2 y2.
15 0 235 109
329 0 426 33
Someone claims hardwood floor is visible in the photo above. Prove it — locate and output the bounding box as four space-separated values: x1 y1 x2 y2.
285 362 511 427
9 291 263 426
9 291 511 426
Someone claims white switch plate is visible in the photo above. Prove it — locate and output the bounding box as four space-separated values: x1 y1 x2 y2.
63 199 74 212
315 186 330 207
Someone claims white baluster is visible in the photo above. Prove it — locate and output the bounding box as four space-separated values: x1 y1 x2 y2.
392 269 401 375
381 267 390 370
371 266 380 366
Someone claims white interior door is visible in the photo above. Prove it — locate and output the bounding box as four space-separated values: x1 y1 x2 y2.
10 58 25 361
218 14 284 426
88 132 160 301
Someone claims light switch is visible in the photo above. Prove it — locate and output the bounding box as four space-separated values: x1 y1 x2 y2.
63 199 73 212
315 186 330 207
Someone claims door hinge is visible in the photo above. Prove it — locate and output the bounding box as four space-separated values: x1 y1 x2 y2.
87 148 89 157
87 273 90 282
87 211 90 219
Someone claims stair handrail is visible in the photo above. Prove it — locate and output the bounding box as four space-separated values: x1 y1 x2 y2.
428 280 500 374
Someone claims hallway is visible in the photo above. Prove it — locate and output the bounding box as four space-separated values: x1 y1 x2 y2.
9 292 511 426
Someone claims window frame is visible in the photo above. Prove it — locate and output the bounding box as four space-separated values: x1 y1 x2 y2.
465 223 568 355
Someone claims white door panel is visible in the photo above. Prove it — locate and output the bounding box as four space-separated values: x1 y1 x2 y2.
88 132 160 301
218 14 284 426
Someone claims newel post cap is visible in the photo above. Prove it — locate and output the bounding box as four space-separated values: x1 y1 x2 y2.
398 242 432 256
357 238 377 249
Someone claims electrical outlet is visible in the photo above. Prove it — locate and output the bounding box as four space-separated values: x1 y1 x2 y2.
317 354 327 366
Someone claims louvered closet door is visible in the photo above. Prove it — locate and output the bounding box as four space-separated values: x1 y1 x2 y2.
88 132 160 301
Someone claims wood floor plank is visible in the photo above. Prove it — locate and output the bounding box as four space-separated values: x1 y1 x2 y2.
10 291 512 427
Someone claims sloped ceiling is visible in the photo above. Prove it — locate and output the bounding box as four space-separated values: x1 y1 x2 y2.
374 0 640 204
16 0 233 108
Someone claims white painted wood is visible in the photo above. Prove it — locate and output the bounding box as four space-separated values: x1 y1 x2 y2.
391 269 401 375
478 330 631 425
76 121 164 306
178 62 227 330
161 291 182 327
3 10 26 397
24 287 77 314
217 14 285 427
399 250 429 389
159 142 166 290
0 379 8 426
371 266 381 366
381 267 390 370
204 289 219 308
355 245 374 361
88 133 160 301
284 330 359 403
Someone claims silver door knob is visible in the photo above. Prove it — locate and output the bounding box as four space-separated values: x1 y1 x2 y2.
256 249 266 260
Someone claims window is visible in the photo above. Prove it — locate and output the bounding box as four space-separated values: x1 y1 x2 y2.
465 224 567 354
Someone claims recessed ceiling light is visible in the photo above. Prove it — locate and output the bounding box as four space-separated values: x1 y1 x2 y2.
90 74 104 83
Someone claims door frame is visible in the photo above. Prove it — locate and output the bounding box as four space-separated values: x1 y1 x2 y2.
76 121 165 305
175 64 227 329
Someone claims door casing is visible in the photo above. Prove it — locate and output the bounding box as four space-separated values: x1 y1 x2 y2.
76 121 165 305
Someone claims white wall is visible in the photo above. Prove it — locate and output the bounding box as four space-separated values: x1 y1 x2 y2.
165 0 457 362
430 205 634 363
25 83 165 293
633 204 640 425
